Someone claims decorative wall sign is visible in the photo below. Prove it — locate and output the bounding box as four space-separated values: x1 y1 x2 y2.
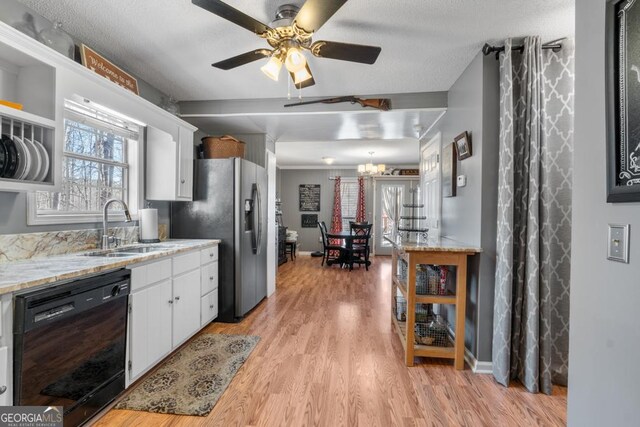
301 214 318 228
442 143 457 197
299 184 321 211
398 169 419 176
454 131 472 160
80 44 139 95
606 0 640 202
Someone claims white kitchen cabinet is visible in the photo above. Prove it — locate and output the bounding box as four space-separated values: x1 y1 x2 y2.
128 279 172 381
172 269 201 347
0 346 8 406
146 125 194 201
200 261 218 296
177 126 194 200
200 291 219 327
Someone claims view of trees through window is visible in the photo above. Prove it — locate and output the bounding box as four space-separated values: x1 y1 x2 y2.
36 118 128 214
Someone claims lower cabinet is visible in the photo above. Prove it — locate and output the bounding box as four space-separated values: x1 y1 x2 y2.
126 244 219 386
172 269 201 348
129 280 172 379
0 346 8 406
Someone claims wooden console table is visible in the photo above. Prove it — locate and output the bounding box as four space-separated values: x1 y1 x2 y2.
387 236 481 369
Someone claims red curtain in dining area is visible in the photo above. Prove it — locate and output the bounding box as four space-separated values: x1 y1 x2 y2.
355 176 366 222
330 176 342 233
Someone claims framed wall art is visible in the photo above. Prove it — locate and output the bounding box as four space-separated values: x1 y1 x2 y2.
299 184 321 211
606 0 640 202
454 131 472 160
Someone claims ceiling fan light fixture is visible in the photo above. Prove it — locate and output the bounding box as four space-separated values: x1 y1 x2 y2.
285 47 307 72
260 54 283 81
292 65 313 84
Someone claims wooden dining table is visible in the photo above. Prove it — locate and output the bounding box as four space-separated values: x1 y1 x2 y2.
325 231 372 269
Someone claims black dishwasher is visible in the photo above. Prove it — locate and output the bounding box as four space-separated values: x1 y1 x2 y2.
13 269 130 427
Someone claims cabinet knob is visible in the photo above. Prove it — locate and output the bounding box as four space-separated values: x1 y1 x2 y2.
168 300 173 304
0 385 6 395
175 296 180 301
181 179 186 184
209 276 214 280
209 253 214 257
209 304 214 309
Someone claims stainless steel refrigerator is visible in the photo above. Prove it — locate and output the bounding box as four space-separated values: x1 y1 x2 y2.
171 158 267 322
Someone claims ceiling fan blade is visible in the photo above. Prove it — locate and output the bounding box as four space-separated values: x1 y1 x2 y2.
212 49 271 70
294 0 348 33
192 0 272 35
290 63 316 89
310 40 381 64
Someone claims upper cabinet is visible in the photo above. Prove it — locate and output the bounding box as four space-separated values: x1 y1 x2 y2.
0 22 197 195
146 125 194 201
0 32 57 192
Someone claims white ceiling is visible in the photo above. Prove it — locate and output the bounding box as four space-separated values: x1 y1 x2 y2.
17 0 575 101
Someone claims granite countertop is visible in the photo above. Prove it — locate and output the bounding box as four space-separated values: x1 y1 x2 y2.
385 235 482 253
0 239 221 295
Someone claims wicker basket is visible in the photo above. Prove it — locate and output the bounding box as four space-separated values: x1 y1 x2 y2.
202 135 245 159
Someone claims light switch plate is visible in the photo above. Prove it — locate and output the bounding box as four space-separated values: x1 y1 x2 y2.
607 224 630 263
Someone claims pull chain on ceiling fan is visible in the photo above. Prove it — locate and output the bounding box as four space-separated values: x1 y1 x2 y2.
192 0 382 88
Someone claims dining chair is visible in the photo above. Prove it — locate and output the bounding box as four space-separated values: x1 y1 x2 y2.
348 223 373 271
318 221 345 267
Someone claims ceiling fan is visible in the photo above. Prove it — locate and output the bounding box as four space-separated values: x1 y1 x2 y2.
192 0 382 88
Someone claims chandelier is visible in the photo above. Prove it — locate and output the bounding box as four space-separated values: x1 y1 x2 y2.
357 152 386 175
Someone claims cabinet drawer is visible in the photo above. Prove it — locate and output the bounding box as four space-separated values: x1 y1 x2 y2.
200 262 218 296
200 291 218 327
200 245 219 265
173 251 200 276
146 259 172 286
130 258 172 291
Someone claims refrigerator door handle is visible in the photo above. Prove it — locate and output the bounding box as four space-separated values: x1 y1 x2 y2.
251 184 259 254
256 183 263 254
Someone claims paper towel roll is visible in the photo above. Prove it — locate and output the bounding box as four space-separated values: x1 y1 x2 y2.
139 208 159 242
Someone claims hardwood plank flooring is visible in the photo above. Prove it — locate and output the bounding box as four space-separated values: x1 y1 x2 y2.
96 256 567 427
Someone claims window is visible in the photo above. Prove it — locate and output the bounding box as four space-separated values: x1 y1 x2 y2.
340 178 358 230
28 101 142 225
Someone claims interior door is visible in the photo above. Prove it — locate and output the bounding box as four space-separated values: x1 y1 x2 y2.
373 179 418 255
421 133 442 237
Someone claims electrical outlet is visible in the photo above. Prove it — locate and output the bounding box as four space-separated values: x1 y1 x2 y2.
457 175 467 187
607 224 630 263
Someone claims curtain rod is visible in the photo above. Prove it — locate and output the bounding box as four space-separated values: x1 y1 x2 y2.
482 38 565 59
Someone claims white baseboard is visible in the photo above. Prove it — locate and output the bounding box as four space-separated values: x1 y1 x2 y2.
297 251 313 256
464 347 493 374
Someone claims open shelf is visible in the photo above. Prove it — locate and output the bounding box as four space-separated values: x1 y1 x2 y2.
392 317 455 359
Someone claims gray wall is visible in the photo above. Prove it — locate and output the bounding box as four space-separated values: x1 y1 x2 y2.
568 0 640 424
278 169 373 252
421 52 500 362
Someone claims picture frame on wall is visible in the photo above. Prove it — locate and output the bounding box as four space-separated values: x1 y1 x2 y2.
606 0 640 202
454 131 472 160
442 143 457 197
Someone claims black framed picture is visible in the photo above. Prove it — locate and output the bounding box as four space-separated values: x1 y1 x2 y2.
606 0 640 202
301 214 318 228
454 131 472 160
442 143 457 197
299 184 321 211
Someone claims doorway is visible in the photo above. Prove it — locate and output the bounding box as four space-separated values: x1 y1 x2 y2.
373 177 420 255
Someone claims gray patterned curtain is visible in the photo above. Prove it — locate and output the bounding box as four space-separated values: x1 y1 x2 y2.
493 37 574 395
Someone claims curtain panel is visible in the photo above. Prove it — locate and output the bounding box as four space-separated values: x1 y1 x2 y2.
493 37 574 394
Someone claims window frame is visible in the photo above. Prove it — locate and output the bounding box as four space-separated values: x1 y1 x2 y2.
27 104 144 226
340 177 359 231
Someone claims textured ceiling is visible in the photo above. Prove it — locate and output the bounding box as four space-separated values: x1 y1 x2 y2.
17 0 575 101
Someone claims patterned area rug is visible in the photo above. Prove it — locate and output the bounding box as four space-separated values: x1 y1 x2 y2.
115 333 260 416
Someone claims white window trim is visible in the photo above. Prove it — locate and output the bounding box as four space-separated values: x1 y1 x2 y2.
26 107 145 226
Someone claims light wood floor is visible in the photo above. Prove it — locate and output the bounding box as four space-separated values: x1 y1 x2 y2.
96 256 567 427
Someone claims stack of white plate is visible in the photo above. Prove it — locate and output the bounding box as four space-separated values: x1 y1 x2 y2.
2 134 50 181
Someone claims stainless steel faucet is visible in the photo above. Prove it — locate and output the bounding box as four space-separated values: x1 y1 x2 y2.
102 199 132 249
